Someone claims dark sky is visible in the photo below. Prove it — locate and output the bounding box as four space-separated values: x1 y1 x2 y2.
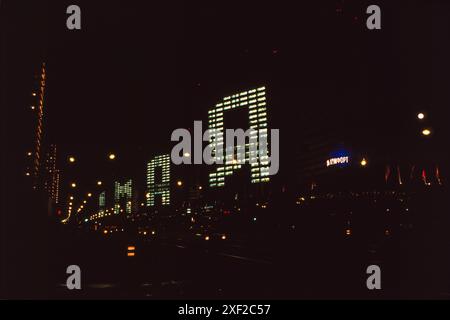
3 0 450 194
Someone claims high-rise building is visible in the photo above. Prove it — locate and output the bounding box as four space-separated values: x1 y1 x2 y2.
99 191 106 213
114 179 133 214
42 144 60 205
26 62 46 189
295 129 347 189
146 154 171 207
24 63 62 216
207 86 270 188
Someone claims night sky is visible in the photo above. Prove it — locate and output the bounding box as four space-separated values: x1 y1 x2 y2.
3 0 450 192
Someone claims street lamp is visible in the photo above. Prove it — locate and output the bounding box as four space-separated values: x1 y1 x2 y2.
360 158 368 167
68 156 76 163
108 153 116 160
422 129 431 136
87 193 92 197
177 180 183 187
97 181 102 186
417 113 425 120
71 182 77 188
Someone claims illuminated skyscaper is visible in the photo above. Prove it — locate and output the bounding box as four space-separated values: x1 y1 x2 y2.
146 154 171 206
43 144 60 204
99 191 106 213
208 86 270 188
114 179 132 214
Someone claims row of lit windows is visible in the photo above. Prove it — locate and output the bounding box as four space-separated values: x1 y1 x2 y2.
215 93 265 108
251 178 270 184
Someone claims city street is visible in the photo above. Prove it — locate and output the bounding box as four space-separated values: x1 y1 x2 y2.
48 215 450 300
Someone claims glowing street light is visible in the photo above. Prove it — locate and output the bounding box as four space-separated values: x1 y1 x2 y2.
87 193 92 197
360 158 368 167
417 113 425 120
71 182 77 188
97 180 103 186
108 153 116 160
177 180 183 187
422 129 431 136
68 156 76 163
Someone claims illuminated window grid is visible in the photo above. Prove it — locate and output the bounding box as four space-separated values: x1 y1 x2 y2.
114 179 132 214
208 87 270 187
99 191 106 214
146 154 171 206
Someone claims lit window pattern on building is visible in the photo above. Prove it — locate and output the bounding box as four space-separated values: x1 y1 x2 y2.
114 180 132 214
146 154 171 206
208 86 270 187
43 144 60 204
99 191 106 213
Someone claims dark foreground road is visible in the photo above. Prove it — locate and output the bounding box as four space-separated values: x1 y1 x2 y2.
47 231 450 299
